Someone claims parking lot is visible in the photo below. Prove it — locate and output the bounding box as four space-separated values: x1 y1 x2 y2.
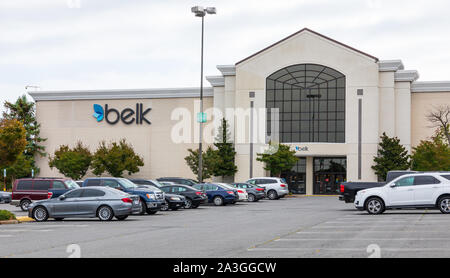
2 196 450 258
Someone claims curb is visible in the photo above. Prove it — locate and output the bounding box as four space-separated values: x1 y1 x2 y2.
16 216 34 223
285 195 338 198
0 220 19 225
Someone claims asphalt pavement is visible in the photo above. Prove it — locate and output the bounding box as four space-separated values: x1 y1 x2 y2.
1 197 450 258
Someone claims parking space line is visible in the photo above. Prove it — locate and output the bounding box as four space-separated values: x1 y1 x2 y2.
0 235 13 238
247 247 450 252
276 238 450 241
297 231 450 233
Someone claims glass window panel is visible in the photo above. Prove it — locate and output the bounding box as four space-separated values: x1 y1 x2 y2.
337 100 345 112
306 64 324 72
328 100 336 112
275 92 283 101
292 123 300 132
300 121 309 132
337 121 345 132
275 81 284 89
336 88 345 100
319 121 327 132
328 80 337 88
283 122 291 132
292 133 300 142
337 77 345 87
292 101 300 112
300 101 309 111
267 80 275 90
284 90 292 101
328 133 336 142
319 112 327 120
283 102 291 112
328 120 336 132
319 101 327 112
300 133 309 142
292 89 301 100
292 113 300 121
319 133 327 142
283 113 291 121
336 132 345 142
266 101 274 109
266 90 274 102
337 112 345 120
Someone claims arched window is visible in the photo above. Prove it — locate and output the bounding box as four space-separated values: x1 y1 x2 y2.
266 64 345 143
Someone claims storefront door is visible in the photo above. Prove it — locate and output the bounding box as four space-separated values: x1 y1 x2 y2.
313 157 347 195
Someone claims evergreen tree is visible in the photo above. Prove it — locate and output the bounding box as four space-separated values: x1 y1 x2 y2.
212 118 237 178
372 132 410 181
3 95 46 158
184 146 218 181
256 142 298 177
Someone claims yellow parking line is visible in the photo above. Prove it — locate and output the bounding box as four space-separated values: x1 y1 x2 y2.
16 216 34 223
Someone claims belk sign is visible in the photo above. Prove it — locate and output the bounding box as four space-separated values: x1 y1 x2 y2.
93 103 151 125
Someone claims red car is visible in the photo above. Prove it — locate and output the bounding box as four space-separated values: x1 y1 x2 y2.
10 178 80 211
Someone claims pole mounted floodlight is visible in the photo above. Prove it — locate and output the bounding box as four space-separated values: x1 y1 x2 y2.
191 6 216 183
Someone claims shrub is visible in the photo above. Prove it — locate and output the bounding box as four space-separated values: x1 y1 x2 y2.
0 210 16 221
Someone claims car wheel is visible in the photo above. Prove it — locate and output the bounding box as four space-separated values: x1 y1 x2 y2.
33 206 49 222
184 198 193 209
54 218 64 221
138 199 147 215
20 199 31 211
146 209 157 215
191 203 199 209
116 215 128 221
438 197 450 214
248 194 256 202
213 196 224 206
365 197 385 215
97 206 114 221
267 190 278 200
161 201 169 211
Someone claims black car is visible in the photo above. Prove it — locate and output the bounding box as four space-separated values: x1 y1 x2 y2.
0 191 11 203
156 177 198 187
129 179 186 211
159 184 207 209
232 183 265 202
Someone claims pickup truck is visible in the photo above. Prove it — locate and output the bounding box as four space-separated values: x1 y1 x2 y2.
339 170 416 203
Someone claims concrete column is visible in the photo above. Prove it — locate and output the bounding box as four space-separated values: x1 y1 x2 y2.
306 156 314 195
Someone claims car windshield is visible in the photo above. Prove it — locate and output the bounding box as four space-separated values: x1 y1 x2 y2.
118 178 138 189
150 180 165 188
65 180 80 189
144 185 162 192
218 183 234 190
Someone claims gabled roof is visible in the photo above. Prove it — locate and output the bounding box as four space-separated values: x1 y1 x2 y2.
235 28 379 65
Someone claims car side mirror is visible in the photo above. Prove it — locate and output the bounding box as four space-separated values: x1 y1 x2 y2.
59 195 66 200
390 183 396 187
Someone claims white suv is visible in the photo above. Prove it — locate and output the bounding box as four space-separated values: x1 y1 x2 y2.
246 177 289 200
355 173 450 214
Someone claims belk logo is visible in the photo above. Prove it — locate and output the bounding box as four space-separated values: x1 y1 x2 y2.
92 103 151 125
93 104 104 122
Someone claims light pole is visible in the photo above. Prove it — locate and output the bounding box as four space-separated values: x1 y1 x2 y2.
191 6 216 183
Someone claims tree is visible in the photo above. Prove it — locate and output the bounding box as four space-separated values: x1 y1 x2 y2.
48 142 92 180
5 154 34 183
426 104 450 144
371 132 410 181
411 132 450 171
91 139 144 177
3 95 46 158
184 146 218 181
212 118 237 178
256 143 298 177
0 119 27 168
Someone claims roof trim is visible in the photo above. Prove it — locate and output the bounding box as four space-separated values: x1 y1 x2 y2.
378 60 404 72
216 65 236 76
412 81 450 93
205 76 225 87
235 28 379 66
28 87 214 101
394 70 420 82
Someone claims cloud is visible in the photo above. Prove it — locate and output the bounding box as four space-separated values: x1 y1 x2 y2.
0 0 449 111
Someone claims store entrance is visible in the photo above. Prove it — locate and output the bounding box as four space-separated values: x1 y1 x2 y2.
313 157 347 195
281 158 306 194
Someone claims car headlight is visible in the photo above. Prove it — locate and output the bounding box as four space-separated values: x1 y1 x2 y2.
170 197 180 201
146 193 156 200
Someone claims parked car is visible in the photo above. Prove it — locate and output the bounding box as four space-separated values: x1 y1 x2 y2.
232 183 265 202
246 177 289 200
11 178 80 211
339 170 417 203
28 186 141 222
0 191 12 203
157 177 198 187
75 181 84 187
159 181 176 186
355 173 450 214
129 179 185 211
218 183 248 202
193 183 237 206
158 184 207 209
82 178 164 215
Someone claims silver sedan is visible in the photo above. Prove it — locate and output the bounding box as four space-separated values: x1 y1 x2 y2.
28 186 141 222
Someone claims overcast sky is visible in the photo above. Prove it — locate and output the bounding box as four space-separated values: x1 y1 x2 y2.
1 0 450 110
